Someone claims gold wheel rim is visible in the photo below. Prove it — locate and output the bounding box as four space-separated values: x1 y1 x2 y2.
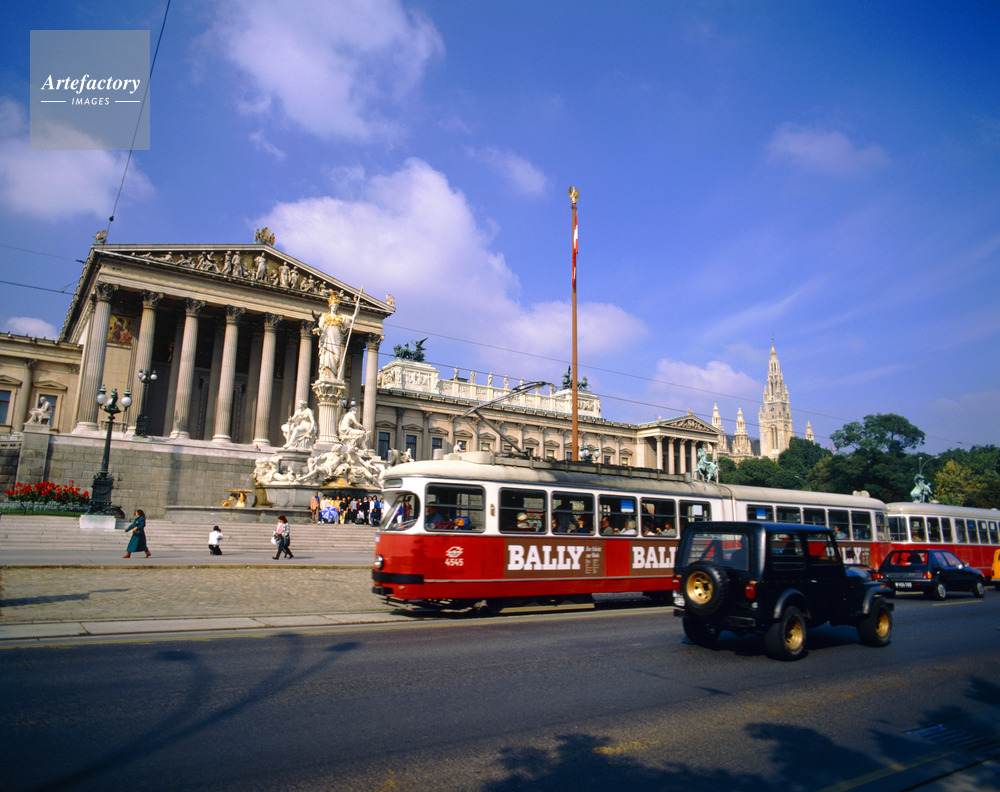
785 616 804 651
686 571 713 605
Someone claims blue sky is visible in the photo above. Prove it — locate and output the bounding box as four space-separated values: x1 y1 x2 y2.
2 0 999 454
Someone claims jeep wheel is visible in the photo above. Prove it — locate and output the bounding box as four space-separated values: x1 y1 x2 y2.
972 579 986 599
858 599 892 647
926 581 947 601
683 616 721 648
764 605 807 661
681 562 729 616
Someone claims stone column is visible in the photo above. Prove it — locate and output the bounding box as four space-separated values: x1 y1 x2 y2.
395 406 405 453
689 442 698 475
13 359 36 432
212 306 243 442
242 329 263 444
75 282 117 430
129 291 161 432
280 334 298 420
655 436 663 472
170 298 205 439
295 320 313 406
362 333 382 438
252 313 281 446
667 438 676 475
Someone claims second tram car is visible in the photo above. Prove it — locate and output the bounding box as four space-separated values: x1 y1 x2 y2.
371 452 891 612
883 501 1000 573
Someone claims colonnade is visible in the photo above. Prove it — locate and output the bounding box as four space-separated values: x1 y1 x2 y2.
73 283 382 446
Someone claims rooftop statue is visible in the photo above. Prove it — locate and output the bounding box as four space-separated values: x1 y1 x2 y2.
696 447 719 483
393 338 427 362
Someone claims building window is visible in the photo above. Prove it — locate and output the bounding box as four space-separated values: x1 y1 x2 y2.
545 449 555 460
480 440 491 452
431 437 443 455
405 434 417 458
0 390 10 424
455 439 467 452
377 431 390 459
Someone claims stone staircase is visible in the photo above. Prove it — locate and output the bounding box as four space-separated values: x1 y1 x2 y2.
0 515 379 554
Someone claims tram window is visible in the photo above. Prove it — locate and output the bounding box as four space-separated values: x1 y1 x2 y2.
382 492 420 531
990 522 999 544
552 493 594 535
747 505 773 521
641 497 677 537
875 512 888 542
978 520 990 544
939 518 953 543
426 484 485 532
888 516 907 542
599 495 637 536
829 510 850 540
499 488 546 534
909 517 926 542
851 511 873 541
927 517 942 543
776 506 801 523
953 518 968 543
803 508 826 527
680 500 712 534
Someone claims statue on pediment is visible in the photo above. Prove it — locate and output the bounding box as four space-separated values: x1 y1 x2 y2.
254 227 276 246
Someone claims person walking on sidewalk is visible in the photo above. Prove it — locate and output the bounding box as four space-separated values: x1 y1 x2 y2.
208 525 224 555
123 509 151 558
272 515 293 559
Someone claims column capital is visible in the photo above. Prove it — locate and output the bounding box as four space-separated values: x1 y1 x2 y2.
365 333 384 351
264 312 282 330
142 290 164 309
95 281 117 302
300 319 313 338
226 305 245 324
185 298 206 317
22 358 37 370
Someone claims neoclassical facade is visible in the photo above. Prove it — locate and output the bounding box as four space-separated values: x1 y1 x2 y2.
0 240 802 514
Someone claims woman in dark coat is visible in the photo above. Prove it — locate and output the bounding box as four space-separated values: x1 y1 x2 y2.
123 509 151 558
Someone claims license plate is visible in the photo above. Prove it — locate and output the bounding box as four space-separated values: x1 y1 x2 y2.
895 581 912 590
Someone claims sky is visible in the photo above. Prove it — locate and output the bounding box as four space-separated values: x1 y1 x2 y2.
2 0 999 455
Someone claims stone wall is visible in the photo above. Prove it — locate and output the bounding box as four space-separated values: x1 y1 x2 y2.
0 437 20 494
16 433 263 519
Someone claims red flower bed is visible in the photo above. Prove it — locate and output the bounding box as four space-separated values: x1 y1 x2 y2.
5 481 90 505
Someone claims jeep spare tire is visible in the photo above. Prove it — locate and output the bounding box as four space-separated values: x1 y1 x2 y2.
681 562 729 616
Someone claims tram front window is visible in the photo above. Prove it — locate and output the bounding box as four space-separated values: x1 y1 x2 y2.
382 492 420 531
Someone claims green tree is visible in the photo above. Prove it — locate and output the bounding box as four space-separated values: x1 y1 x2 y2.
726 457 782 487
934 459 1000 508
830 413 925 456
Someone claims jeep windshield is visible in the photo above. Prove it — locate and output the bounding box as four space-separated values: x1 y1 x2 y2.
682 531 750 571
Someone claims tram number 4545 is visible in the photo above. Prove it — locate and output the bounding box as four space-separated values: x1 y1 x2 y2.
444 546 465 567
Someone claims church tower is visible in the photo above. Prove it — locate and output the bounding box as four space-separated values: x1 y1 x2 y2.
758 341 794 459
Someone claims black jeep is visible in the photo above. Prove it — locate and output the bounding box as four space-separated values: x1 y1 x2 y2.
673 522 894 661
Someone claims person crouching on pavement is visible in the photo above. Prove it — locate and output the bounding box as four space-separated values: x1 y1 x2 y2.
208 525 224 555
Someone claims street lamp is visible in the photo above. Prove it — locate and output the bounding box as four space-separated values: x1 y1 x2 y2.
134 369 158 438
88 385 132 514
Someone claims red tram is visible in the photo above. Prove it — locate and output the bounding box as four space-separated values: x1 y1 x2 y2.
371 452 891 612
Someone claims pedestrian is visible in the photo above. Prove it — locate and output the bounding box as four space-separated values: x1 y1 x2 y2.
272 515 293 559
123 509 151 558
310 491 321 523
208 525 224 555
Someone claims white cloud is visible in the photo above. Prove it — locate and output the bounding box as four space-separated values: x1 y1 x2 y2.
648 358 759 414
259 158 647 369
207 0 444 141
467 146 549 198
3 316 59 339
248 130 286 160
767 123 888 176
0 100 153 220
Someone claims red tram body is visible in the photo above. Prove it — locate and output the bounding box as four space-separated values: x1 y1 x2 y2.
371 452 895 612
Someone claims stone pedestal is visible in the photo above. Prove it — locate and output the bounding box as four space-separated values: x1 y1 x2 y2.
15 424 51 486
79 513 117 532
312 378 346 445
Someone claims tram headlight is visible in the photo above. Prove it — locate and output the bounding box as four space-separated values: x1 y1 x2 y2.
373 554 384 570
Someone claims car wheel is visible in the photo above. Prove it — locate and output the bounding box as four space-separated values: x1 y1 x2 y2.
926 581 947 601
972 580 986 599
858 599 893 647
683 616 721 648
764 605 807 661
681 562 730 616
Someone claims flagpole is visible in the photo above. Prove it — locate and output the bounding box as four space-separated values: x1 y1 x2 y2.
569 186 579 462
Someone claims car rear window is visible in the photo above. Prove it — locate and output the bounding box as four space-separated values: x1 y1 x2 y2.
683 531 749 570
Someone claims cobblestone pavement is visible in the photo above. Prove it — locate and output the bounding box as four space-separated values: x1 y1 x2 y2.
0 567 391 624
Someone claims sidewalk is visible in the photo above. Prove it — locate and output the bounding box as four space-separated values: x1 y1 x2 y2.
0 547 414 643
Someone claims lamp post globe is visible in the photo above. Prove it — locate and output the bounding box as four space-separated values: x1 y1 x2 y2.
134 369 158 438
88 386 131 515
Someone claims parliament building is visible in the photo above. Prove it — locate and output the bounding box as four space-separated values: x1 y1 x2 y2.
0 242 804 517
